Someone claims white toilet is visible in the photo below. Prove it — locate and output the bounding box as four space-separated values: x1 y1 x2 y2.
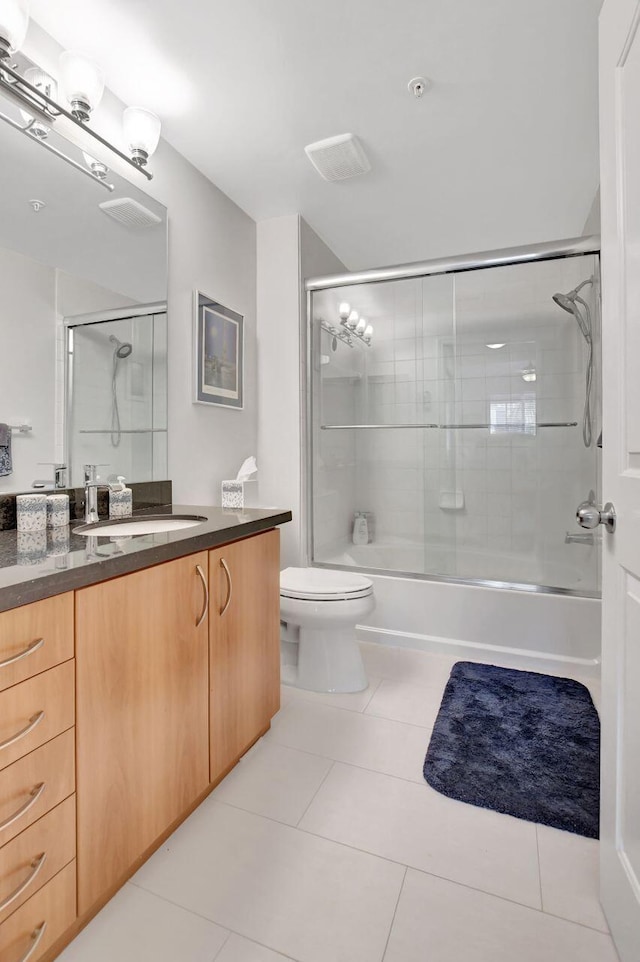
280 567 375 693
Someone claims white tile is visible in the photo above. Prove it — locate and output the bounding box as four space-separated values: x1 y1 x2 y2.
57 883 228 962
215 934 296 962
537 826 609 932
384 869 619 962
268 698 430 782
282 677 382 713
300 764 540 907
365 679 444 729
212 741 332 825
359 643 458 690
133 801 404 962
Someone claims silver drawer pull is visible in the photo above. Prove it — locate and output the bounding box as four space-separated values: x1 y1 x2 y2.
0 713 45 752
0 639 44 670
220 559 233 617
0 783 45 833
0 852 47 914
15 922 47 962
195 564 209 628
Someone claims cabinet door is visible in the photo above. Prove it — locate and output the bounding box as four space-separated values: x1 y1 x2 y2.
75 553 210 913
209 530 280 782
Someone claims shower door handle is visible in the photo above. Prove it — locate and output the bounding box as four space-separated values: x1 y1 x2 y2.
576 500 616 533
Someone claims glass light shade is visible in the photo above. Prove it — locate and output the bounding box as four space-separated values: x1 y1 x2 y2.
82 151 109 179
59 50 105 112
356 317 367 334
123 106 161 157
338 301 351 321
364 324 373 338
0 0 29 54
346 309 359 329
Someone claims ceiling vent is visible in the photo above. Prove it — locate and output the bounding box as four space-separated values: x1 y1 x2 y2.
304 133 371 182
99 197 162 229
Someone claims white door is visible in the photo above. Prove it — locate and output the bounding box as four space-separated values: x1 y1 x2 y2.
599 1 640 958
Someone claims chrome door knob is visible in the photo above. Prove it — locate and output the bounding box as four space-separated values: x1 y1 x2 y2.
576 500 616 533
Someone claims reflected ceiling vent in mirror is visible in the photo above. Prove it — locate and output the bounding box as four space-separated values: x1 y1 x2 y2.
304 133 371 182
99 197 162 230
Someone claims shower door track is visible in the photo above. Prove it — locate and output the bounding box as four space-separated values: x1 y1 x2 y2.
320 422 578 430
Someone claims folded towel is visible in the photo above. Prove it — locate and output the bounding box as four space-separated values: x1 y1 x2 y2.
0 424 12 477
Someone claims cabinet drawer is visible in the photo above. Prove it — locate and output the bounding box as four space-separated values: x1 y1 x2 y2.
0 797 75 925
0 596 74 694
0 861 76 962
0 663 74 772
0 731 75 848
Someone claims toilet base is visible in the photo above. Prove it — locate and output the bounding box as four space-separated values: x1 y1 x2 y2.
295 626 368 693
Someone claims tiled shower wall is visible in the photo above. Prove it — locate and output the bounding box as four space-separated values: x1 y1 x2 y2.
312 252 600 593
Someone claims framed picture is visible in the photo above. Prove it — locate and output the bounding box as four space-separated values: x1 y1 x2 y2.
194 292 244 409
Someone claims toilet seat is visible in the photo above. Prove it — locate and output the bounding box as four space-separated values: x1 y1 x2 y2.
280 567 373 602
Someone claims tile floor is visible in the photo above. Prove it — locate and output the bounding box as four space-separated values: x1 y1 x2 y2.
59 642 617 962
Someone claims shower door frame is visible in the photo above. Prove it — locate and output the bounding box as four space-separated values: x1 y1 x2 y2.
64 302 167 486
304 235 601 598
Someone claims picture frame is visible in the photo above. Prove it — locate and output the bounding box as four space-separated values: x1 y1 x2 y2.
193 291 244 409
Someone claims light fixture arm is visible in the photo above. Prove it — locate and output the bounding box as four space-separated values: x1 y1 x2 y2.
0 58 153 180
0 103 115 191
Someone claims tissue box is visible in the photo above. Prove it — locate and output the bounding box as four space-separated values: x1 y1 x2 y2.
221 480 246 509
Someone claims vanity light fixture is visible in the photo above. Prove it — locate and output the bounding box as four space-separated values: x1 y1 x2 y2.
59 50 104 122
82 151 109 180
338 302 351 322
0 0 29 60
0 24 161 185
123 106 161 167
332 304 373 346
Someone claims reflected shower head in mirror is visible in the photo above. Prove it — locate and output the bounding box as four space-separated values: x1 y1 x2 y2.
109 334 133 358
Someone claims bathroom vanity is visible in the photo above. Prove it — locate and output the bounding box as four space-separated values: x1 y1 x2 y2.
0 506 291 962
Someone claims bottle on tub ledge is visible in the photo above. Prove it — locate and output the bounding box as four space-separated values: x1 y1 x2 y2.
352 511 375 545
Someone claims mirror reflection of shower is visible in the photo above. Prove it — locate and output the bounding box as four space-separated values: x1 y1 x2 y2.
109 335 134 447
552 278 594 447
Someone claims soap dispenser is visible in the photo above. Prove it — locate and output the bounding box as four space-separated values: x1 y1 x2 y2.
352 512 369 546
109 476 132 518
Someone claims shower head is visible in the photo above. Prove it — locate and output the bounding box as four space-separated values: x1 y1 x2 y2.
552 279 593 341
552 292 576 314
109 334 133 359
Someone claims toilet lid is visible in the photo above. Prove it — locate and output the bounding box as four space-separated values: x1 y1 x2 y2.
280 567 373 601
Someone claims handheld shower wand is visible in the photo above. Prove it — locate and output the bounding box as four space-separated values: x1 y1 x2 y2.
551 279 594 447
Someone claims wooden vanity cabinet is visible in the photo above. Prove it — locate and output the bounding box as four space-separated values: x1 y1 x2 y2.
209 530 281 782
75 551 210 913
0 525 282 959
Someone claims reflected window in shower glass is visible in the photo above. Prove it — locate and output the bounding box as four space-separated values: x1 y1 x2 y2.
489 398 536 436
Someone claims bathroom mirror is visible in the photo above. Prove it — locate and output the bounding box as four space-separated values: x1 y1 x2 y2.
0 98 168 493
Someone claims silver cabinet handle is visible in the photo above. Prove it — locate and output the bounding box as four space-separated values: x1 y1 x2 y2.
0 783 45 833
0 638 44 670
14 922 47 962
195 564 209 628
0 712 45 752
0 852 47 914
220 559 233 617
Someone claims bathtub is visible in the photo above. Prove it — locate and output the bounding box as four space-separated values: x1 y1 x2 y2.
315 540 602 676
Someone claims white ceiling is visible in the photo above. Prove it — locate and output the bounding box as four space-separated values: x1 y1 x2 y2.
29 0 601 271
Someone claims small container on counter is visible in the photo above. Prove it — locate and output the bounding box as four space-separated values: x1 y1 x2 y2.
46 493 69 528
16 493 47 531
109 478 133 519
17 529 47 565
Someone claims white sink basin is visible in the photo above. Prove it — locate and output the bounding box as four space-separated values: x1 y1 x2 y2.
73 514 207 537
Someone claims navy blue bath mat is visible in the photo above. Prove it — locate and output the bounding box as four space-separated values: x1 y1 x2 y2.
423 662 600 838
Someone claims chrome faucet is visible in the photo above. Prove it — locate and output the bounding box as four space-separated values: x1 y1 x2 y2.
32 463 67 490
83 465 125 524
565 531 595 545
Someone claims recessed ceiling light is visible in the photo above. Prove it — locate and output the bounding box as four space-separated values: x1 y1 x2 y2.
486 343 506 349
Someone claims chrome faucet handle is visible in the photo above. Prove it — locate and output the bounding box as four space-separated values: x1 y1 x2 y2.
83 463 109 483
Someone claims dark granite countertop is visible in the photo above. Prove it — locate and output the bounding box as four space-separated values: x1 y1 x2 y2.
0 504 292 613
